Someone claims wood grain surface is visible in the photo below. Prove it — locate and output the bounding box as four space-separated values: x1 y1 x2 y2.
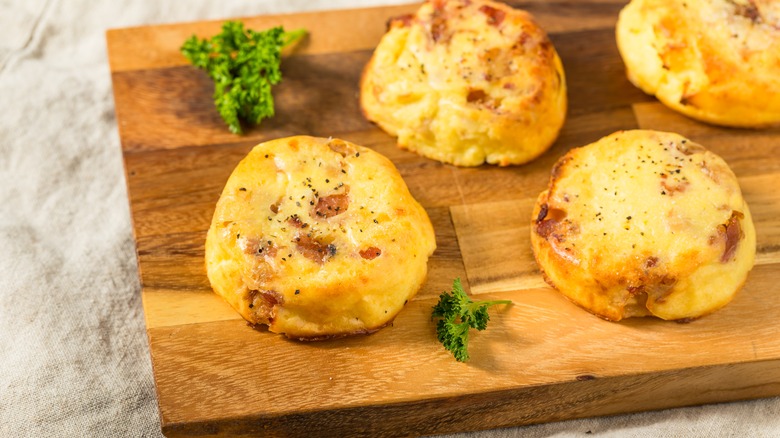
107 1 780 437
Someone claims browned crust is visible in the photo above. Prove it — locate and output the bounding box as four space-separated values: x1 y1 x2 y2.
284 318 396 341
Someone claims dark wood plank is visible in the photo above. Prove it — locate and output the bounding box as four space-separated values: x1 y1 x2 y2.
633 102 780 178
552 27 655 117
113 50 375 152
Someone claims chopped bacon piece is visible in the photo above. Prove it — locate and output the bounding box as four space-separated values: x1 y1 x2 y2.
360 247 382 260
535 204 568 239
431 17 447 42
661 178 688 195
644 256 659 269
247 290 284 322
243 238 277 258
287 215 307 229
479 4 506 26
430 1 448 43
466 88 487 103
327 139 353 157
431 0 446 11
675 140 705 156
720 211 744 262
536 203 549 222
733 1 761 22
387 13 414 30
314 193 349 218
627 285 645 296
295 233 336 263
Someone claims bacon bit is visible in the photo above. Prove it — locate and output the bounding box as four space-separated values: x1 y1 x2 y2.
269 197 283 214
243 239 260 254
679 94 699 107
314 193 349 218
466 88 487 103
733 0 761 23
327 139 353 157
698 160 724 184
429 1 448 43
627 285 645 296
661 179 689 195
247 289 284 322
431 16 447 42
360 247 382 260
536 220 558 239
287 215 307 229
644 256 659 269
720 211 745 262
243 238 278 258
535 206 567 239
387 13 414 30
675 140 705 156
503 82 516 90
536 203 549 222
479 4 506 26
250 289 283 307
295 233 336 263
518 32 530 46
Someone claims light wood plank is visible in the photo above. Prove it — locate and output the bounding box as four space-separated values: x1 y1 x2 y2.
150 264 780 435
450 198 546 294
143 288 242 329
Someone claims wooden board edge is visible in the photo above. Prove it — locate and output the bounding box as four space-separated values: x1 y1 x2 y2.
158 358 780 437
104 3 418 73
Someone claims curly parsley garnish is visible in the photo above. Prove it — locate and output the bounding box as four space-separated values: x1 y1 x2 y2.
432 278 512 362
181 21 306 134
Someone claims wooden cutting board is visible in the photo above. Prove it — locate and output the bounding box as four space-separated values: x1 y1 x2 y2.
106 1 780 436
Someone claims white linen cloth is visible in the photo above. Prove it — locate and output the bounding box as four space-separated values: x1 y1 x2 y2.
1 0 779 436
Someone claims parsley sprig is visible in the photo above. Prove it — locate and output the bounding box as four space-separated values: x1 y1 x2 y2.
432 278 512 362
181 21 306 134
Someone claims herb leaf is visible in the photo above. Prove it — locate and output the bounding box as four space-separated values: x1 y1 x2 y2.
432 278 511 362
181 21 306 134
